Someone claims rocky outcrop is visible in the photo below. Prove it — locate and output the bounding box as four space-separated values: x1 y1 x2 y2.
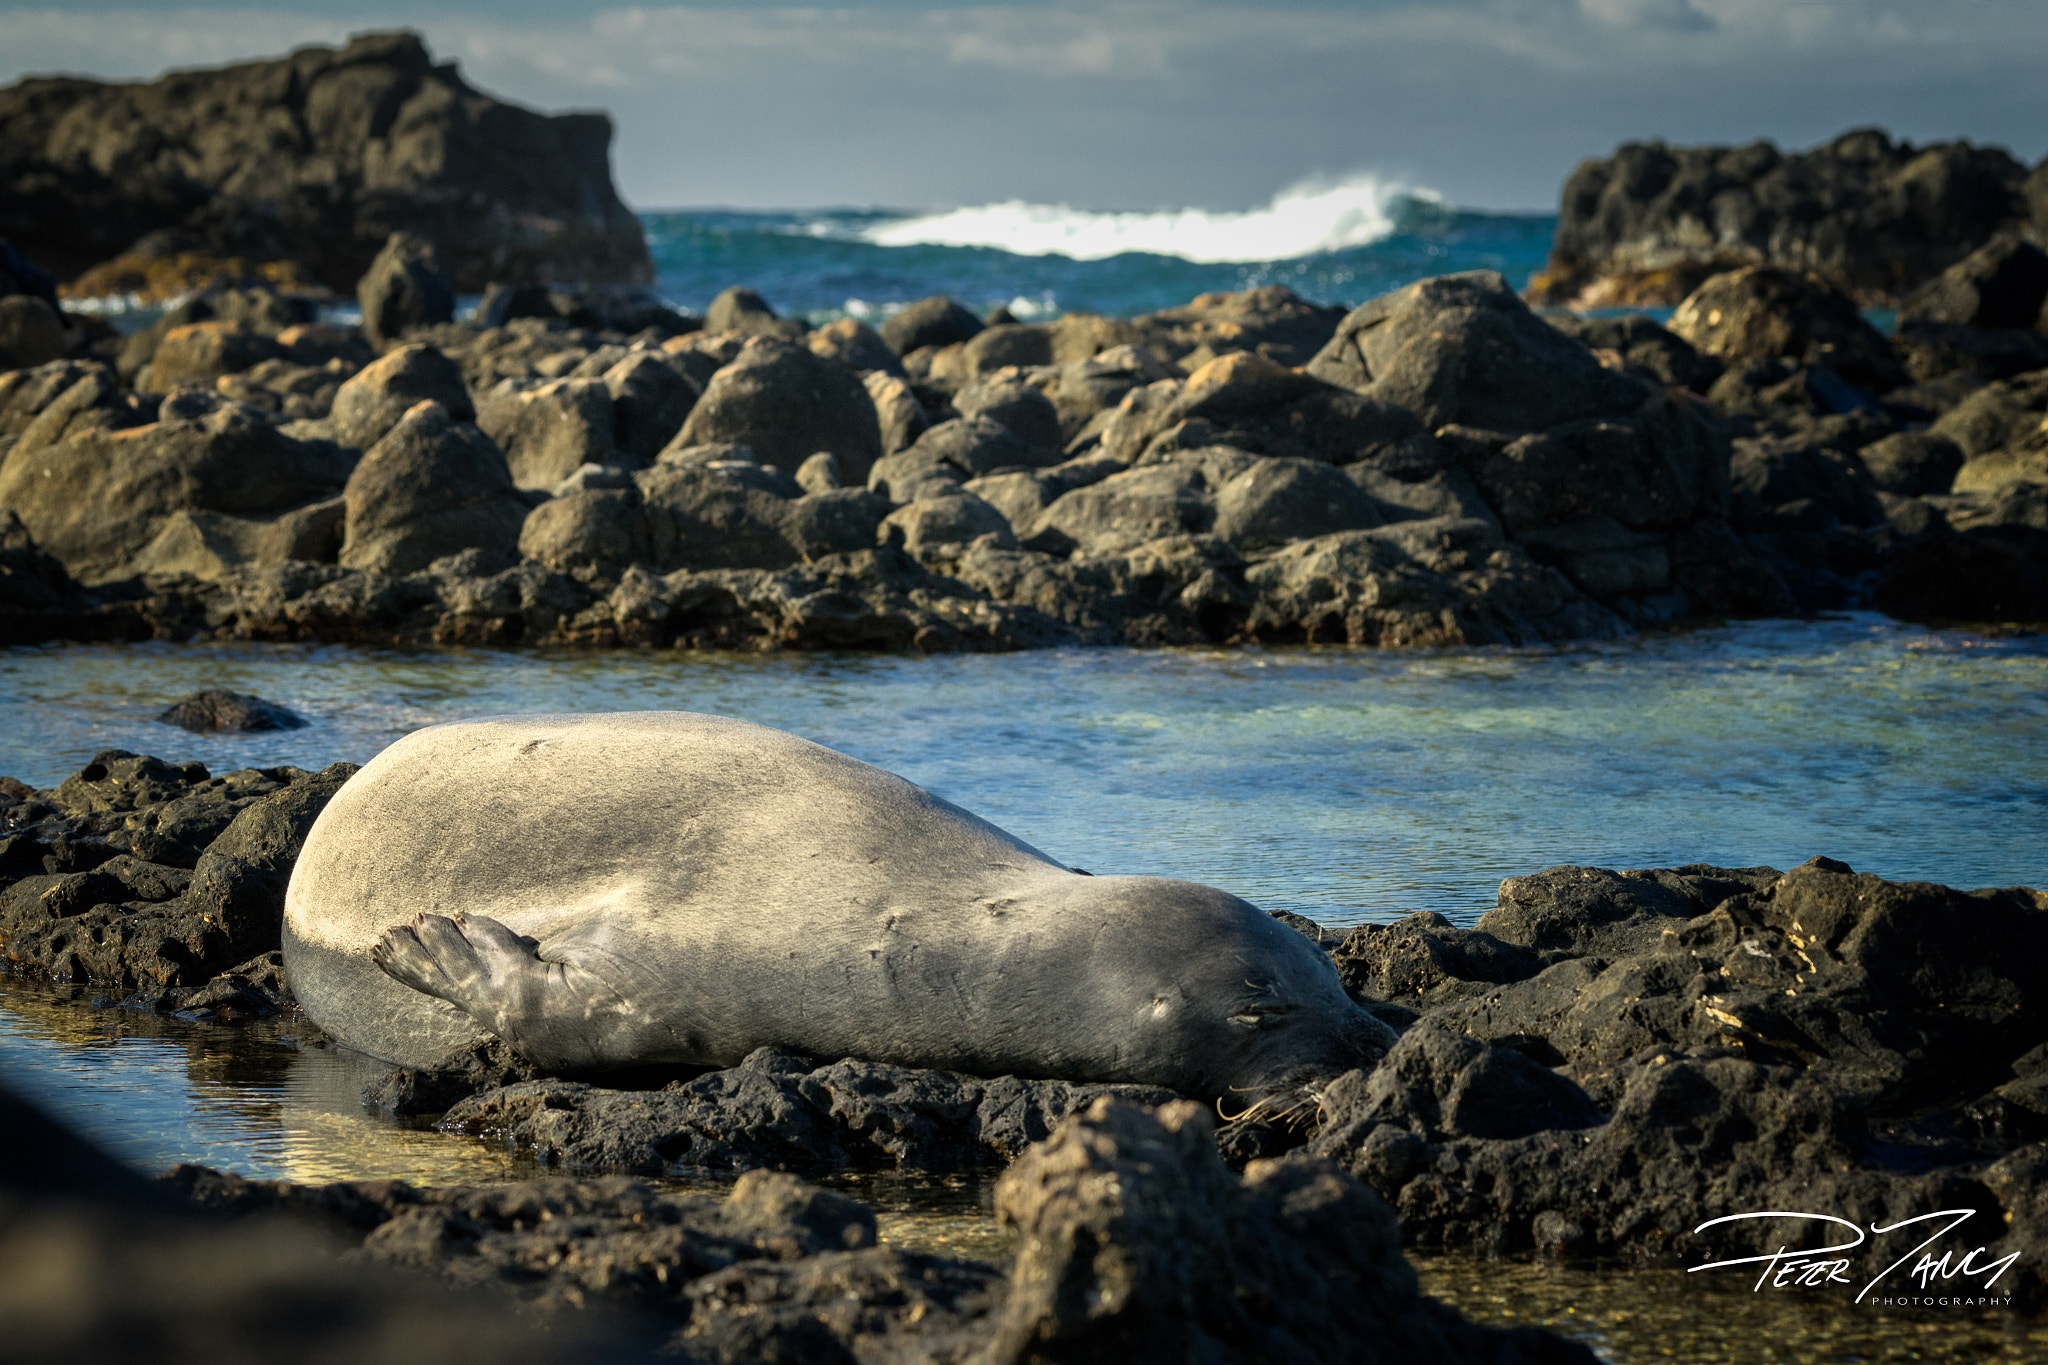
0 31 651 290
1533 129 2038 307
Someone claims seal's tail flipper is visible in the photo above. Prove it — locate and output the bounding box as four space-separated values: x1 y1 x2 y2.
370 912 652 1073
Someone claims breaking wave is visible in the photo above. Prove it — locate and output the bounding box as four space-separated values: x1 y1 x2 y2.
859 174 1433 264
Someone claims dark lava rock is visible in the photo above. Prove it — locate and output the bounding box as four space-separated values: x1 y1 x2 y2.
979 1097 1595 1365
1536 129 2032 306
1310 858 2048 1304
0 31 651 290
156 689 307 733
435 1046 1180 1175
0 1082 653 1364
0 751 357 987
1308 270 1650 432
166 1093 1596 1365
1669 265 1909 394
1900 235 2048 330
879 295 985 356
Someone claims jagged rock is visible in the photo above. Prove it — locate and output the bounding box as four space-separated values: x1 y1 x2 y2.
804 317 903 377
0 293 66 368
1212 457 1385 552
0 754 355 985
960 322 1054 376
1546 313 1723 392
865 369 930 456
952 374 1062 452
0 1086 643 1365
437 1046 1179 1175
356 231 455 347
1859 429 1966 495
1136 285 1347 368
518 487 649 578
702 286 806 340
0 31 650 289
980 1097 1595 1365
1240 518 1626 648
881 490 1016 554
1309 858 2048 1295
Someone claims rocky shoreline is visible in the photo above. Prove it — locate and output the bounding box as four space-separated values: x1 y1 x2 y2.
5 746 2046 1331
4 249 2046 652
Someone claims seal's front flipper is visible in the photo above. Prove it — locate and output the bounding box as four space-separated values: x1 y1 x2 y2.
370 912 656 1073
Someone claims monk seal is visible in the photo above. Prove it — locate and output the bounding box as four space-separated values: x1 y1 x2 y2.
282 712 1394 1099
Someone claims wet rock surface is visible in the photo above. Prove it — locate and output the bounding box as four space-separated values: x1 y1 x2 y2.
156 688 306 733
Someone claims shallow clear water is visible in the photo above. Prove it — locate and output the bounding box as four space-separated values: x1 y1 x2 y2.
2 614 2044 930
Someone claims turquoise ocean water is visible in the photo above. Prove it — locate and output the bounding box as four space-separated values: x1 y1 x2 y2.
636 192 1557 323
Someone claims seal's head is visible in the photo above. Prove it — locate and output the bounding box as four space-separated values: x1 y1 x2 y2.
1051 874 1396 1102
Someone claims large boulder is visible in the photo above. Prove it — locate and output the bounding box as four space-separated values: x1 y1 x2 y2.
978 1098 1594 1365
960 322 1054 376
0 402 352 583
1308 271 1648 431
474 378 617 489
670 337 883 486
1535 129 2032 306
634 459 806 571
1668 266 1909 393
338 401 527 575
601 351 697 463
804 317 903 376
0 31 651 289
879 295 984 355
356 231 455 347
952 374 1062 452
328 343 472 450
518 488 648 578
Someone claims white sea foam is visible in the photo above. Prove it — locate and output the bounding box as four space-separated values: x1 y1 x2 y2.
861 174 1430 263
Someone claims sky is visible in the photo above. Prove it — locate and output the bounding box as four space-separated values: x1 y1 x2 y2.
3 1 2044 214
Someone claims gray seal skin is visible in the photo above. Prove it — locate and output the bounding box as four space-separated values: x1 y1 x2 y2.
282 711 1394 1097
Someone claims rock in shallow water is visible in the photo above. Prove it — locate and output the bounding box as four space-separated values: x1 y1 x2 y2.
156 689 306 733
